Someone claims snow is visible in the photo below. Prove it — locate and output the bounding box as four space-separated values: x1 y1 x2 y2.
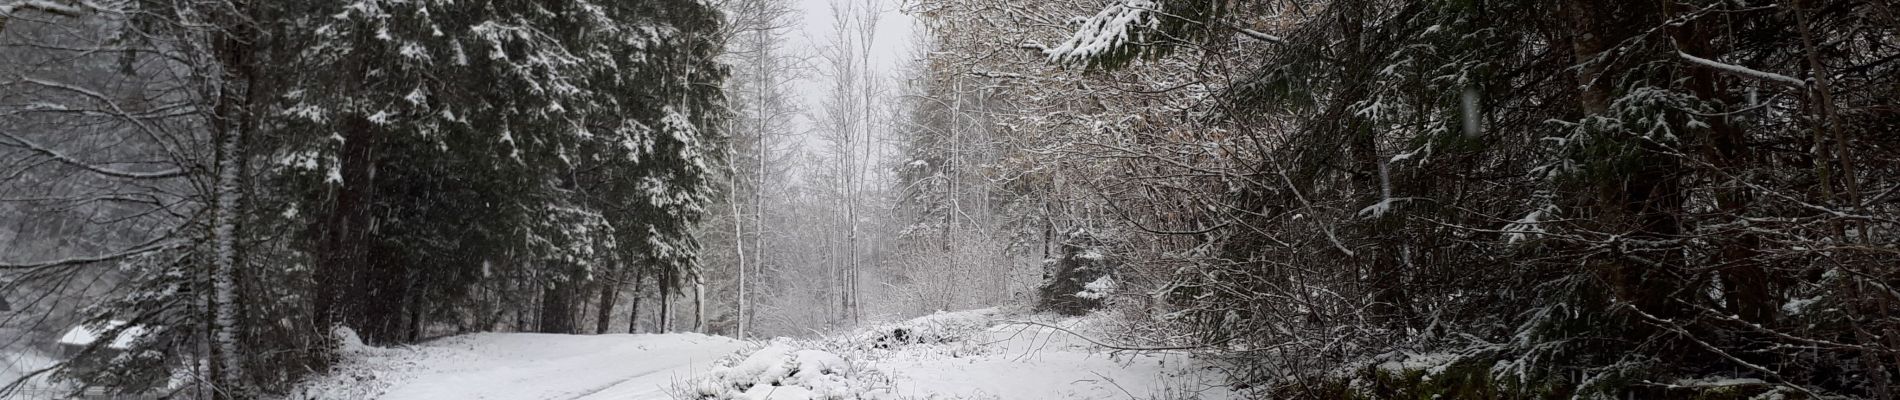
0 0 85 18
399 42 429 60
690 341 872 399
291 309 1235 400
1670 377 1769 388
403 87 428 105
1503 204 1556 243
714 343 795 387
1077 248 1106 260
291 330 744 400
1234 27 1283 44
865 310 1231 400
790 350 848 379
1076 275 1116 300
1389 144 1428 164
367 110 395 125
1375 351 1462 376
1677 51 1806 88
691 307 1236 400
1782 296 1822 316
58 320 148 350
1043 0 1157 65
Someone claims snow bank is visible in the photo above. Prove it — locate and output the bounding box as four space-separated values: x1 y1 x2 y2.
686 340 883 400
852 307 1005 349
689 307 1236 400
869 311 1230 400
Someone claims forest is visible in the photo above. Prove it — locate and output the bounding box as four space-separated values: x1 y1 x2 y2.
2 0 1897 399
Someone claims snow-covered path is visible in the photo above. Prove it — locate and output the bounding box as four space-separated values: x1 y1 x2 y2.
293 308 1235 400
294 332 743 400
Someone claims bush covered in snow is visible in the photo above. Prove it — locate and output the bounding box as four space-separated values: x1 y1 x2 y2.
284 327 408 400
682 339 890 400
850 307 1008 350
686 306 1241 400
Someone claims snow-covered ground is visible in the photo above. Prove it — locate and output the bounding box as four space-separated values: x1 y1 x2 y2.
686 307 1233 400
292 308 1233 400
291 331 744 400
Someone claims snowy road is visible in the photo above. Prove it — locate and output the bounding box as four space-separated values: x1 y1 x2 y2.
293 309 1236 400
684 308 1239 400
294 332 744 400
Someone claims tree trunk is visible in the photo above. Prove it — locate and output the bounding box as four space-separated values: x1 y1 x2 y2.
406 281 425 342
315 71 381 343
1330 0 1410 329
207 6 263 394
729 161 749 338
693 279 705 333
1670 6 1773 325
594 266 622 334
1567 0 1688 326
208 86 247 400
626 268 645 333
541 280 579 334
658 285 672 333
514 272 531 331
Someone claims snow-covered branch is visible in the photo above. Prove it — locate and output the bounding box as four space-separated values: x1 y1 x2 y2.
0 0 95 33
1677 51 1806 88
0 236 178 270
0 129 187 179
11 77 186 163
1043 0 1155 65
1233 26 1283 44
0 0 85 18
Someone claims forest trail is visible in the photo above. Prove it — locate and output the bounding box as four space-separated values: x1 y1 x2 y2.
290 308 1235 400
292 332 743 400
673 308 1234 400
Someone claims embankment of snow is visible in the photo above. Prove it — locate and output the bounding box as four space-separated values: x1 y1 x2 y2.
686 307 1235 400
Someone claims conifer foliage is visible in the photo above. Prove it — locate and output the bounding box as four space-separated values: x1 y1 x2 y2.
1 0 727 396
1033 0 1900 397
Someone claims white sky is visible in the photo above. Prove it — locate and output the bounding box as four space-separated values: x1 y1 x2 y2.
790 0 917 86
781 0 917 171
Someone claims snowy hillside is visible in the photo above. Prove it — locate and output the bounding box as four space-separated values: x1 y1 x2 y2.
288 308 1233 400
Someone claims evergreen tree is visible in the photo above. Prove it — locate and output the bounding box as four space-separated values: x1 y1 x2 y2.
2 0 728 395
1042 0 1900 396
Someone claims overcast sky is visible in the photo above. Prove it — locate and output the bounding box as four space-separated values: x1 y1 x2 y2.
792 0 917 72
778 0 917 181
